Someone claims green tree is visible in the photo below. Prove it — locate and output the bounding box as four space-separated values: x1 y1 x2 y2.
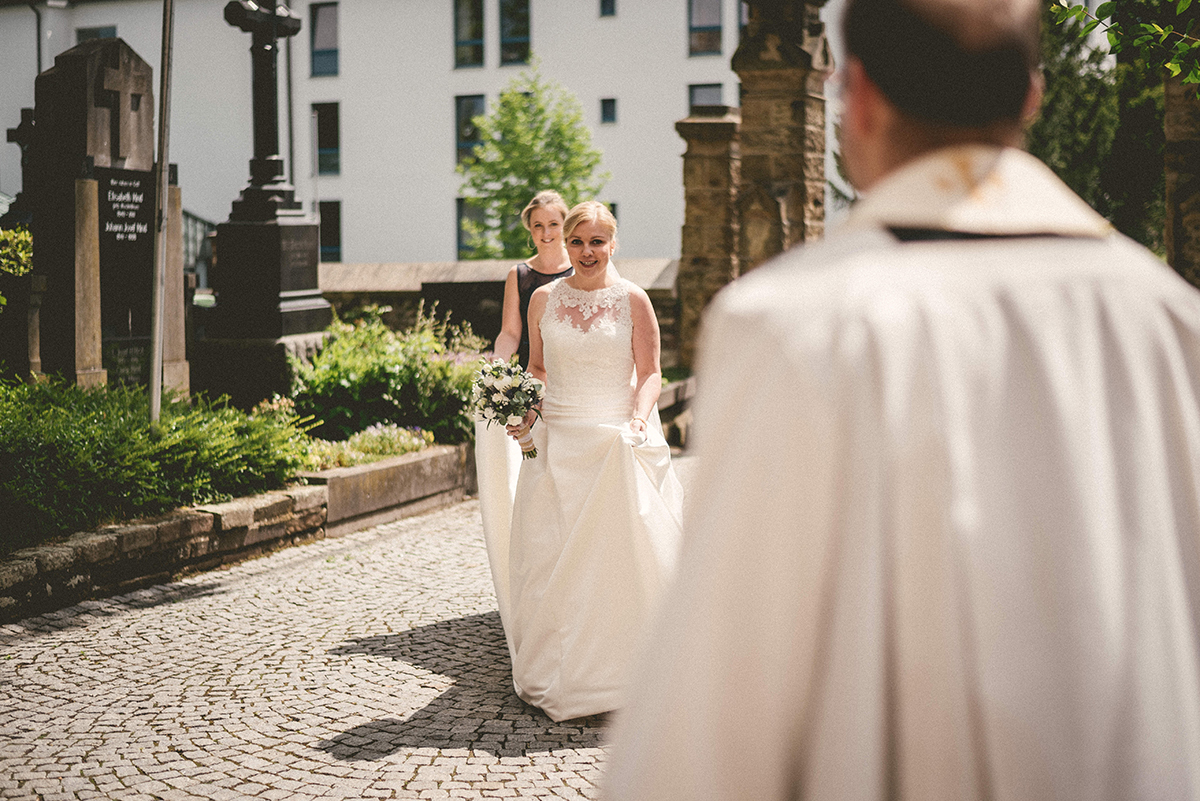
1028 4 1120 210
0 225 33 313
1051 0 1200 80
457 61 608 259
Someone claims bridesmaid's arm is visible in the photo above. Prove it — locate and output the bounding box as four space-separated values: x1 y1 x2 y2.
630 286 662 434
493 266 522 363
508 287 549 437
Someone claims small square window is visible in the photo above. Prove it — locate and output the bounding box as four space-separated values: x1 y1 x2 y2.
600 98 617 124
313 103 340 175
311 3 339 76
600 0 616 16
456 95 486 163
77 26 117 43
500 0 530 65
689 0 722 55
607 202 618 221
689 83 724 109
319 200 342 262
458 198 486 258
455 0 484 68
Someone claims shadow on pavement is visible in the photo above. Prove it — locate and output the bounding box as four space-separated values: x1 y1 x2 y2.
319 612 608 760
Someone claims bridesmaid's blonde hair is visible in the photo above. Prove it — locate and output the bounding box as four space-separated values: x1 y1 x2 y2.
563 201 619 252
520 190 570 230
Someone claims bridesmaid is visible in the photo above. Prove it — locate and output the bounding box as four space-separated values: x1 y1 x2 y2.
476 190 573 656
493 191 574 367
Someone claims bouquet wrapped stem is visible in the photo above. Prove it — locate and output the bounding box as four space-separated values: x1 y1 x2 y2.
473 357 546 459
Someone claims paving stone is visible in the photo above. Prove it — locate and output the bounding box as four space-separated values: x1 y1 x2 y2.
0 451 699 801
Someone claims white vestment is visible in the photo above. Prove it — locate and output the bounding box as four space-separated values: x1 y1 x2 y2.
604 146 1200 801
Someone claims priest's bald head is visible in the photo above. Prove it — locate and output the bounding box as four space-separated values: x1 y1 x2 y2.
839 0 1043 190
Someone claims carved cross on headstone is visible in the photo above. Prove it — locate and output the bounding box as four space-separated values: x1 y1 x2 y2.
101 63 152 161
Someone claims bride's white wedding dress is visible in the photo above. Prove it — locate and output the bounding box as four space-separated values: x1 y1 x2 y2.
505 278 683 722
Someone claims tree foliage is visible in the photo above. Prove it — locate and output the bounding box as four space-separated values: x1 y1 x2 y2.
457 61 608 259
1051 0 1200 81
1027 5 1120 211
0 225 33 312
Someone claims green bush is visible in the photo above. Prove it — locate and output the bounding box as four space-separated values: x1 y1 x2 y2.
291 306 486 444
0 380 310 556
305 423 435 470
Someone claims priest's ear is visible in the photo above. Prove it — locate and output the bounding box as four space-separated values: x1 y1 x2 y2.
839 58 895 192
1021 69 1044 129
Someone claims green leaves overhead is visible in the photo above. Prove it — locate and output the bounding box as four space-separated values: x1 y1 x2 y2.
1051 1 1200 83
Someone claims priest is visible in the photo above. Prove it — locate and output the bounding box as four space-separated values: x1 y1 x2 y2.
603 0 1200 798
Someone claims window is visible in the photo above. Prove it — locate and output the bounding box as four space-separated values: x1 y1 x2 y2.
311 3 338 76
76 26 117 43
455 0 484 68
600 0 616 16
500 0 530 65
607 202 618 221
313 103 339 175
689 0 722 55
319 200 341 262
740 1 749 40
600 98 617 124
689 83 724 109
458 198 486 258
456 95 485 162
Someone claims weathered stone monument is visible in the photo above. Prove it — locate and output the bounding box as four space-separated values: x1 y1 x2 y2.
192 0 331 407
18 38 188 389
674 0 831 368
675 106 740 369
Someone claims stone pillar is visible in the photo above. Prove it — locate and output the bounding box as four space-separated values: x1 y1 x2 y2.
675 106 740 370
733 0 832 271
163 184 189 393
1165 73 1200 290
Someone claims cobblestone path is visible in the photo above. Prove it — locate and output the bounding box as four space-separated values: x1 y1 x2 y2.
0 486 651 800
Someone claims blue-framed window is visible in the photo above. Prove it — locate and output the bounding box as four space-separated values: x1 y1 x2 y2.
76 25 117 43
600 98 617 123
689 0 721 55
689 83 723 109
313 103 339 175
310 3 338 76
456 94 485 163
500 0 530 65
455 0 484 67
600 0 616 17
319 200 341 262
458 198 486 258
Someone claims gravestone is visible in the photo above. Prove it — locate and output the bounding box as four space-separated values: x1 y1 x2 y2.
25 37 189 390
192 1 331 408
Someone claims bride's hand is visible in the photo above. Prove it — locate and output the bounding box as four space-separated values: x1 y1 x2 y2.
629 415 648 434
506 408 538 439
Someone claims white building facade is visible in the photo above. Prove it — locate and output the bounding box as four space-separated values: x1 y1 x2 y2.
0 0 786 263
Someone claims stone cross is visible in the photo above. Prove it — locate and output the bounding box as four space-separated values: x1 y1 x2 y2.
224 1 301 189
101 63 152 162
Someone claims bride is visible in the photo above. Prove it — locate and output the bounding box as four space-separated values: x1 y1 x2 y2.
504 201 683 721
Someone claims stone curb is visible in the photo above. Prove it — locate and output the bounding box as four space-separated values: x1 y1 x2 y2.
0 443 475 624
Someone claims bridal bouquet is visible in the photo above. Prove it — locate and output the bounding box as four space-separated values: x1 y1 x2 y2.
473 358 545 459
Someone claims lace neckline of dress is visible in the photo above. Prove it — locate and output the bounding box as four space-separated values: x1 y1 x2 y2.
554 280 626 321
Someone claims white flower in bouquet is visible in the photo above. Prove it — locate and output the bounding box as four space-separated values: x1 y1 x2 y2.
473 357 545 459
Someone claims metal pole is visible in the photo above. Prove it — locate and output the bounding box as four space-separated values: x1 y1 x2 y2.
149 0 174 423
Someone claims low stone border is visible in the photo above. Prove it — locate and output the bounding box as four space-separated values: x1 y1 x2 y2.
0 443 474 624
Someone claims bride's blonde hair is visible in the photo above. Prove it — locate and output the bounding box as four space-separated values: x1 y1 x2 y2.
563 201 619 252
